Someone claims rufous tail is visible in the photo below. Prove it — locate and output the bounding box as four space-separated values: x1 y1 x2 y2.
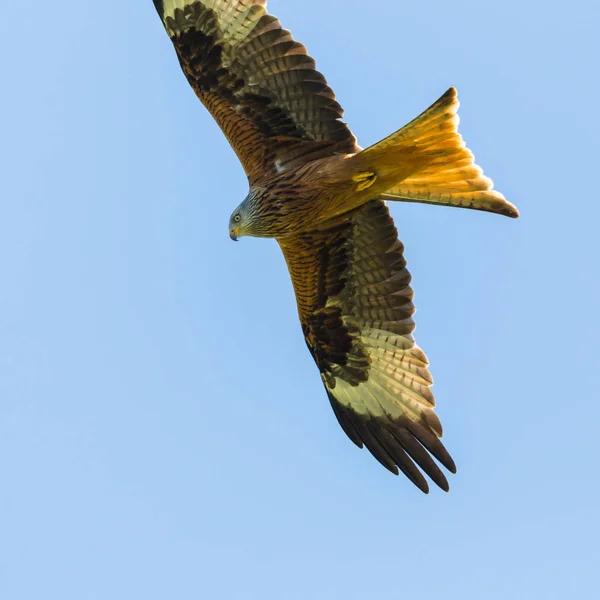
353 87 519 218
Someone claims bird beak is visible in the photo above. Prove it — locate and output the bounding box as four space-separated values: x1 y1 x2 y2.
229 227 240 241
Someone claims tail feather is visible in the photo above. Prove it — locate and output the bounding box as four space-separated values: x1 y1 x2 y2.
359 87 519 218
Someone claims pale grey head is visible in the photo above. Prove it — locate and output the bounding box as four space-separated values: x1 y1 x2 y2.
228 189 277 241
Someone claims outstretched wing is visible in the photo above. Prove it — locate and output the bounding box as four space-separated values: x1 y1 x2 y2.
279 200 456 493
153 0 358 183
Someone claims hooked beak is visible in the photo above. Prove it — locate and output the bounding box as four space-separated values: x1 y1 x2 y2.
229 226 240 241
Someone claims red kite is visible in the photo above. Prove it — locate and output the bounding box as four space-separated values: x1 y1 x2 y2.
152 0 518 492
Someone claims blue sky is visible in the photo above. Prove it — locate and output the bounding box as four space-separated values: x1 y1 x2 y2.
1 0 599 598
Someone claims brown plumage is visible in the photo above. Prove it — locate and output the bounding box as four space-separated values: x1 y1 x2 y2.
152 0 519 493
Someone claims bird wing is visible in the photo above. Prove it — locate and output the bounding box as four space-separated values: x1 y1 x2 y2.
153 0 358 183
279 200 456 493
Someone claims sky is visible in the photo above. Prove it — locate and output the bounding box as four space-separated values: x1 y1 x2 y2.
1 0 599 598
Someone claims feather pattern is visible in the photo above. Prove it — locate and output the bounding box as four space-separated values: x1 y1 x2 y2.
153 0 357 183
279 200 456 493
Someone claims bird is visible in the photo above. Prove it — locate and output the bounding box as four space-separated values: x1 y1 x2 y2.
151 0 519 493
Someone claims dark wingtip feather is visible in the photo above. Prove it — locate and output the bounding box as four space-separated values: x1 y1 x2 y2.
394 428 450 492
326 388 456 492
152 0 165 17
398 462 430 494
406 420 457 475
447 459 457 475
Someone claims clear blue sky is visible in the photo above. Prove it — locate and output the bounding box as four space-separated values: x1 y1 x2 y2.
1 1 599 598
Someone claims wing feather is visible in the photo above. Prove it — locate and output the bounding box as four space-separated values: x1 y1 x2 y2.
279 200 456 492
153 0 357 182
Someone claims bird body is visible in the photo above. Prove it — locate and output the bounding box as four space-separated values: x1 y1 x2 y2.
232 154 383 239
152 0 519 493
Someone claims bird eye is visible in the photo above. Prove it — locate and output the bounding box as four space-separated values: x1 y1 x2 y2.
233 214 241 223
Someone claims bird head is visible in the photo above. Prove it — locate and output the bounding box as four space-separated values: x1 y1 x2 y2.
228 192 261 240
228 205 244 241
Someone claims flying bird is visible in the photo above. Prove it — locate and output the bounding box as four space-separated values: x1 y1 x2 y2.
152 0 519 493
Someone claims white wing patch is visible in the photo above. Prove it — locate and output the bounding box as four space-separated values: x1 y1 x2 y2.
325 328 441 434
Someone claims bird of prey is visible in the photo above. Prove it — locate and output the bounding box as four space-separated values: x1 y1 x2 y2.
152 0 519 493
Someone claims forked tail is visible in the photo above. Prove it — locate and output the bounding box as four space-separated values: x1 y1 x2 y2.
352 87 519 218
